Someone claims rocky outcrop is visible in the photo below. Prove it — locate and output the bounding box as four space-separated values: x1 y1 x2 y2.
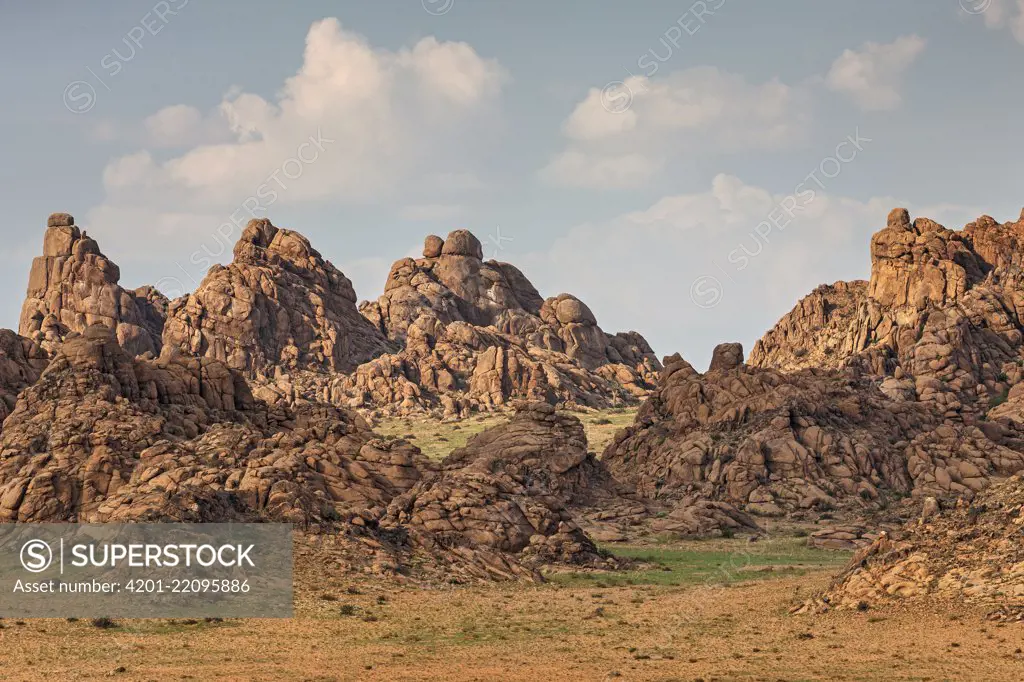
383 402 759 580
383 403 621 579
162 219 393 377
336 231 661 416
0 330 48 428
0 324 430 524
602 344 1024 516
749 281 867 371
19 213 166 356
752 209 1024 416
821 474 1024 613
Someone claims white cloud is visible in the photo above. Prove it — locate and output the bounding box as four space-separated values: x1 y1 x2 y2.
825 35 926 111
96 18 505 212
143 104 232 148
519 174 921 369
84 18 506 298
541 67 810 189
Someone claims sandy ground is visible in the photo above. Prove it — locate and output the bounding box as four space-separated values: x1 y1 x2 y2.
3 568 1021 681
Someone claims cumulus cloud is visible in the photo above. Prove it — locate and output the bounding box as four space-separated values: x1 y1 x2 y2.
84 18 505 294
97 18 505 214
825 35 926 111
540 67 810 189
518 174 976 369
143 104 232 148
538 151 662 190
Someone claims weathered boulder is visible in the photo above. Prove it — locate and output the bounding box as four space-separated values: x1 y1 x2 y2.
383 403 619 579
0 330 48 429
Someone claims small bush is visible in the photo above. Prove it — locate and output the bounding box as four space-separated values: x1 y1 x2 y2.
91 617 117 629
989 389 1010 409
339 604 358 616
592 418 612 425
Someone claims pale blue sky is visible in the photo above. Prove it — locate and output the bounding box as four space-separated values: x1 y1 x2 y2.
2 0 1023 368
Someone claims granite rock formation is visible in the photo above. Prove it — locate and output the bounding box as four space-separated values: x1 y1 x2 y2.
334 231 661 416
162 219 393 377
383 403 615 579
0 324 429 524
19 213 166 356
752 208 1024 418
602 344 1024 516
0 330 48 429
821 474 1024 614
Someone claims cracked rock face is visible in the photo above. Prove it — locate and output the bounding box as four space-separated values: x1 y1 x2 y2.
339 230 661 416
19 213 166 357
161 219 393 377
382 403 620 579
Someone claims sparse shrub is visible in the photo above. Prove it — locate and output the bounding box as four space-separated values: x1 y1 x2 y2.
793 348 809 358
592 418 612 425
989 389 1010 409
91 616 117 629
339 604 357 616
319 593 338 601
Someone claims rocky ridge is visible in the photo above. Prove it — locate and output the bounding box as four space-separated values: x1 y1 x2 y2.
752 208 1024 419
162 218 393 377
0 323 681 579
602 342 1024 517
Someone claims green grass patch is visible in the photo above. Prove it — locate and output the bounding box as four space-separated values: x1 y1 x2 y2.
547 537 851 587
